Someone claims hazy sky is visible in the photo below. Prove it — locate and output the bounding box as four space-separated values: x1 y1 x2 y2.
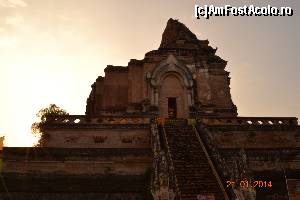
0 0 299 146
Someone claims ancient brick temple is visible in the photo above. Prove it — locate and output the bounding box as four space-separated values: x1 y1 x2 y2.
1 19 299 200
85 19 237 119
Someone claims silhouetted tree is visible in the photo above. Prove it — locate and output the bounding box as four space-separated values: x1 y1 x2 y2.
31 104 68 146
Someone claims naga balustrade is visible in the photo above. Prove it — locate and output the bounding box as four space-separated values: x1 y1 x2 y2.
199 117 298 126
45 115 298 126
45 115 150 125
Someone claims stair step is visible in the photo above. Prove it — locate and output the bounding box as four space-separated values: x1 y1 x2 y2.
163 125 225 199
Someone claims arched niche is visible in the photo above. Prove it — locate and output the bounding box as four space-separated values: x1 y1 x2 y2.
149 54 194 118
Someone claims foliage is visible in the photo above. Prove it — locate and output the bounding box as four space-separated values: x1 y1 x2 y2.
31 104 68 146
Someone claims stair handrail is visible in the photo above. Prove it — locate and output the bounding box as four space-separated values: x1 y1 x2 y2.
150 120 160 196
195 121 232 179
191 123 230 200
160 122 181 200
196 120 257 200
150 119 179 200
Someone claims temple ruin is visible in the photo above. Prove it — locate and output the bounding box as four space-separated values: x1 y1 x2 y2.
1 18 299 200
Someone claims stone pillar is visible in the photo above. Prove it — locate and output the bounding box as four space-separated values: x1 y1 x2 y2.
187 88 195 107
154 88 159 106
191 89 195 106
187 91 192 107
146 72 151 100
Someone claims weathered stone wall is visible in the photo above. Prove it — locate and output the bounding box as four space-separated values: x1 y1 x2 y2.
45 127 150 148
220 148 300 171
208 70 234 110
1 148 152 199
0 173 149 200
93 76 104 113
287 179 300 199
196 68 212 106
208 126 300 149
195 66 235 116
3 148 152 175
128 62 144 105
102 67 129 110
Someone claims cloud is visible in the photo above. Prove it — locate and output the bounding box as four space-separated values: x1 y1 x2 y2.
0 15 24 48
5 14 24 26
0 0 27 7
0 35 17 47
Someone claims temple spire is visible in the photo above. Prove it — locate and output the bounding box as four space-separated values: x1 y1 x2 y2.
159 18 199 49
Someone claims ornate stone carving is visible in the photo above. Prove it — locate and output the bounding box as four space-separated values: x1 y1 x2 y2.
149 54 195 118
64 136 79 143
120 136 133 143
150 122 176 200
93 136 107 143
150 54 194 89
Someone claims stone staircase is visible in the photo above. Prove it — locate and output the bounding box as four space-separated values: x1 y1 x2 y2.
162 123 227 200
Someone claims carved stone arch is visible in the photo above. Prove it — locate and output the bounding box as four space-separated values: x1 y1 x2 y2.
149 54 195 118
150 54 194 89
159 71 186 89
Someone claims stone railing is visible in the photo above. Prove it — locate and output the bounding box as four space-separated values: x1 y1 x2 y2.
199 117 298 126
196 122 256 200
150 121 177 200
159 124 179 200
45 115 150 125
195 122 232 182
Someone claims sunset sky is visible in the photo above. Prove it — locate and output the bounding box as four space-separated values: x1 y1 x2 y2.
0 0 299 146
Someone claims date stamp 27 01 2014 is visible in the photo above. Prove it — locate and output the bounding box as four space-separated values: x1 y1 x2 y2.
226 180 273 189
